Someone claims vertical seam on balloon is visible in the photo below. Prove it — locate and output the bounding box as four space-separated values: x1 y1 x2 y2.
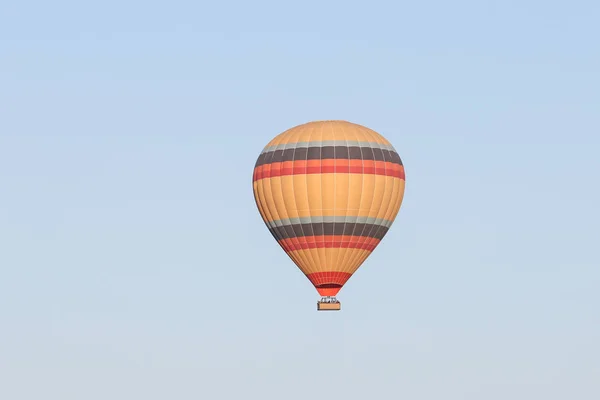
280 133 309 273
276 137 310 271
287 125 316 275
368 130 401 267
330 121 338 286
304 123 322 285
344 123 367 276
368 141 399 262
300 124 321 275
350 127 388 273
318 123 326 287
260 138 303 269
331 123 344 283
255 147 280 241
366 127 392 255
383 171 405 244
344 125 371 276
376 142 405 249
390 177 406 223
386 151 405 231
253 181 274 247
252 145 270 231
253 180 271 236
255 153 285 252
388 145 406 224
335 123 353 282
343 128 369 273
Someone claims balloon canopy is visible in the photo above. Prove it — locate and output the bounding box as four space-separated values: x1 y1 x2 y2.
252 120 405 309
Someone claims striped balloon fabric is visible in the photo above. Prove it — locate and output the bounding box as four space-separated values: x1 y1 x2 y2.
252 120 406 299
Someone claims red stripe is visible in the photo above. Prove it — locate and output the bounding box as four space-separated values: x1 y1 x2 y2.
253 159 405 181
279 235 380 252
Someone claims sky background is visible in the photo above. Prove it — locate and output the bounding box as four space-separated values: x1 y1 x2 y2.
1 1 599 399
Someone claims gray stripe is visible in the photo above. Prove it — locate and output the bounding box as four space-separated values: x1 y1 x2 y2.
262 140 396 153
267 215 394 229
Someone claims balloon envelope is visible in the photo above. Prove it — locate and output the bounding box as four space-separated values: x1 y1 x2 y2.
252 120 405 299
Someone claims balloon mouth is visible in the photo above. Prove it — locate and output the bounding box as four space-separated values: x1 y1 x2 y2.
307 272 351 297
316 284 343 297
316 283 343 289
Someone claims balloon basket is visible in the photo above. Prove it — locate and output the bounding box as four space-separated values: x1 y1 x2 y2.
317 297 341 311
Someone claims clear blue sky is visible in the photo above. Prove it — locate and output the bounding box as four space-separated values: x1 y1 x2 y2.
1 1 599 399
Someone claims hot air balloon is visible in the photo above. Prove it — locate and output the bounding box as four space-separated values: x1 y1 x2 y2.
252 120 405 311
